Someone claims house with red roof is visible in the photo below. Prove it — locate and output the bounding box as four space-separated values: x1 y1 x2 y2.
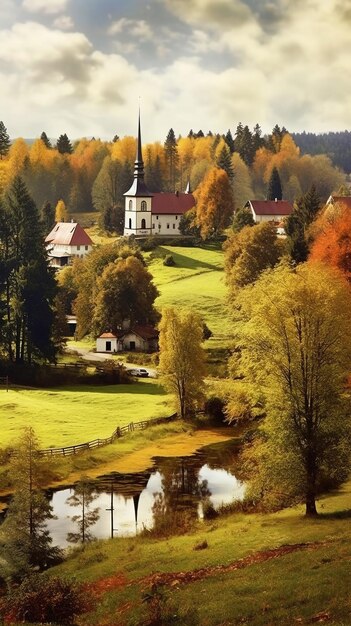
45 221 93 268
124 113 195 237
96 325 158 353
244 199 293 224
326 195 351 210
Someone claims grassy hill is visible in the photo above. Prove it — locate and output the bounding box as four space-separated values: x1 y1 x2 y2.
48 478 351 625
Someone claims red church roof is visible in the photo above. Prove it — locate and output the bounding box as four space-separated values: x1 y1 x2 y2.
45 222 93 246
328 196 351 210
246 200 293 216
151 192 195 215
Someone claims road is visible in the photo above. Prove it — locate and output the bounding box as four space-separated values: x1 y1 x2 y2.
70 346 158 378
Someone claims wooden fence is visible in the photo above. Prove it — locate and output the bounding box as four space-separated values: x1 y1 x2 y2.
40 413 178 458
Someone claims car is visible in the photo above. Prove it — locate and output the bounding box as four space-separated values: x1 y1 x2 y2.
129 368 149 377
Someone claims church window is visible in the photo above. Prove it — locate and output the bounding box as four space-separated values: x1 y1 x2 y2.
129 218 132 229
152 224 155 229
175 215 178 220
141 200 147 211
141 218 146 229
129 200 132 210
167 223 170 229
156 215 159 220
158 223 161 229
173 224 175 229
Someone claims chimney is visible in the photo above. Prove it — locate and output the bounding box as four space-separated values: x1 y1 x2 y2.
275 198 277 202
175 190 179 197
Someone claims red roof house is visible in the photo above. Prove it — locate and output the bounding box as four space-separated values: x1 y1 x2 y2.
245 200 293 222
45 222 93 268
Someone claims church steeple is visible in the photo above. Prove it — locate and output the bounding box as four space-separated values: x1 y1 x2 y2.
124 107 152 197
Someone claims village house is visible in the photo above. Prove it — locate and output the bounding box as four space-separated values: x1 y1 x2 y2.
96 324 159 353
244 199 293 224
326 195 351 210
45 221 93 268
124 113 195 237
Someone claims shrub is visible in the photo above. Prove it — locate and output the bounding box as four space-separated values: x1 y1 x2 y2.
163 254 175 266
1 574 91 624
204 396 226 424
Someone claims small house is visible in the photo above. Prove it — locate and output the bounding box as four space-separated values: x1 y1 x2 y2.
96 332 119 353
245 199 293 224
96 325 159 353
45 221 93 268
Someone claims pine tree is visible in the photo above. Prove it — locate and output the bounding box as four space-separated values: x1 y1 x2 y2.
285 185 321 263
41 201 55 232
216 145 234 180
40 132 51 149
224 129 235 154
164 128 179 192
56 133 73 154
267 166 283 200
0 121 11 159
252 123 265 153
66 478 100 544
240 125 254 165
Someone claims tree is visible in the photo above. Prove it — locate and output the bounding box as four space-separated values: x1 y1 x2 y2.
164 128 179 192
93 255 159 335
158 308 206 419
232 206 255 232
194 167 234 240
309 205 351 280
55 199 68 222
224 129 235 154
56 133 73 155
1 177 57 363
0 427 61 579
224 222 282 294
216 144 234 180
92 156 131 233
0 121 11 159
41 201 55 233
66 478 100 544
233 263 351 516
285 185 321 263
267 166 282 200
40 131 51 149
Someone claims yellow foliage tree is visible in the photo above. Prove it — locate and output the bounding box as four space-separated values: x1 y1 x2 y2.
194 167 234 240
55 199 68 222
158 307 206 418
8 138 29 180
111 136 136 164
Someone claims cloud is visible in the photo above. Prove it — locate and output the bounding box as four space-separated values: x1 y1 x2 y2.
108 18 153 40
22 0 69 15
165 0 254 30
53 15 74 30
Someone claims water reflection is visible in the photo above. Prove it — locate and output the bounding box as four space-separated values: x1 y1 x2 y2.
45 439 245 547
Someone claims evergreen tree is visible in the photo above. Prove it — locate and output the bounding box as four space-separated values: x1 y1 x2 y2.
224 129 235 154
232 206 255 232
66 478 100 544
234 122 244 154
40 131 51 149
252 123 265 153
145 153 164 192
0 121 11 159
216 145 234 180
41 201 55 233
164 128 179 192
240 125 255 165
112 134 119 143
267 166 283 200
56 133 73 154
285 185 321 263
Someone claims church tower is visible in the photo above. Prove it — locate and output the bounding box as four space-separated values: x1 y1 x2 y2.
124 110 153 236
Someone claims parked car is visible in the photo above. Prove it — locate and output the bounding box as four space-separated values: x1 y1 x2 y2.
129 368 149 378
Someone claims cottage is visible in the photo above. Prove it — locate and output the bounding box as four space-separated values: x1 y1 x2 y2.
45 221 93 268
245 199 293 224
326 195 351 210
124 113 195 237
96 324 159 353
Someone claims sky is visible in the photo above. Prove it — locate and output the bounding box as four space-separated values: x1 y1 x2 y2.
0 0 350 142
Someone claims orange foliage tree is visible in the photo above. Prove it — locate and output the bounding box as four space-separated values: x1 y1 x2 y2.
194 167 234 240
309 206 351 280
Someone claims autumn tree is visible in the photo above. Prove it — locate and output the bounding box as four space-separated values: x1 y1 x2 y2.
92 156 127 233
285 185 321 263
267 166 282 200
0 428 61 579
233 263 351 516
309 206 351 280
40 131 51 149
0 121 11 159
55 199 68 222
231 206 255 232
158 308 206 418
66 478 100 544
224 222 282 294
194 167 234 240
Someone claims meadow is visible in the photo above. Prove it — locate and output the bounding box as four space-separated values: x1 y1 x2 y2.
0 380 172 448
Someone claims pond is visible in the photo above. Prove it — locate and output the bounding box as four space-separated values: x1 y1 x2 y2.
46 437 246 547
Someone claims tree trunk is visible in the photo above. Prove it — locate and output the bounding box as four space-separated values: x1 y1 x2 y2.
305 452 318 517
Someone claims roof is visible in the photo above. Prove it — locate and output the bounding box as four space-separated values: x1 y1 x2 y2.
126 325 159 340
98 332 117 339
124 178 153 197
328 196 351 210
246 200 293 216
152 192 195 215
45 222 93 246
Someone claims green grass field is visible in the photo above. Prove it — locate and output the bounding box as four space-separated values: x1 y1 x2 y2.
50 478 351 625
0 380 172 448
147 244 233 349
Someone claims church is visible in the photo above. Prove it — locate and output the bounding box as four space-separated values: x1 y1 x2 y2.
123 113 195 237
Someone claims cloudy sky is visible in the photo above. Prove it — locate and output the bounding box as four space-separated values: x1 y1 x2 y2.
0 0 350 141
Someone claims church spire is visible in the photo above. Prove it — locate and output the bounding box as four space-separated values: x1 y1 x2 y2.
134 107 144 181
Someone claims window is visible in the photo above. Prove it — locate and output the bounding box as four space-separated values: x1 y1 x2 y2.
141 218 146 229
156 215 159 220
129 218 132 229
152 224 155 229
175 215 178 220
158 224 161 229
167 223 170 229
77 245 80 251
129 199 132 210
141 200 147 211
85 245 88 250
173 224 175 229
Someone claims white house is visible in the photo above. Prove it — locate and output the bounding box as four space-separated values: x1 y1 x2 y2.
244 200 293 223
124 113 195 237
45 221 93 268
96 325 159 353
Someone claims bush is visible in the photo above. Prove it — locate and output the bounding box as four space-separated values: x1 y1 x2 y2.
163 254 176 266
1 574 91 624
204 396 226 424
